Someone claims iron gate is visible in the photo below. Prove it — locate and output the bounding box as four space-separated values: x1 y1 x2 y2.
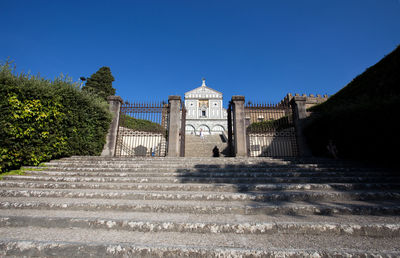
115 101 169 157
244 101 298 157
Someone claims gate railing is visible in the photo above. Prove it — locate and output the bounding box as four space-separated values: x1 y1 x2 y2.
227 102 234 157
115 101 169 157
180 105 186 157
244 101 298 157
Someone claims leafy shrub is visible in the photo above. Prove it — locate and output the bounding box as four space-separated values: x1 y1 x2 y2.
0 62 111 172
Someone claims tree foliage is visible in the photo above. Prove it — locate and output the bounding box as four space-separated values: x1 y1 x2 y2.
83 66 116 100
0 62 111 172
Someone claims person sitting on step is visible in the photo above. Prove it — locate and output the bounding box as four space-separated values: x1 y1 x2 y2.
213 146 220 157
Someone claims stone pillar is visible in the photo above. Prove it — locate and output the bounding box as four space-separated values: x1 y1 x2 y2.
291 96 312 157
167 95 181 157
101 96 123 157
231 96 247 157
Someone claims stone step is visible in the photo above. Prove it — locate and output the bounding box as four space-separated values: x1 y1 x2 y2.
2 180 398 192
0 229 399 257
46 157 369 165
184 151 227 157
2 214 400 237
2 209 399 236
185 145 227 149
43 161 380 169
43 162 382 170
2 156 398 257
185 143 229 157
24 169 398 178
1 198 400 215
37 165 388 173
185 141 227 145
48 162 366 169
1 188 399 202
185 141 225 145
4 175 399 184
56 156 369 165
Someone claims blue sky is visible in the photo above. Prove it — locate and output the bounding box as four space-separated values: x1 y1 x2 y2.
1 0 399 106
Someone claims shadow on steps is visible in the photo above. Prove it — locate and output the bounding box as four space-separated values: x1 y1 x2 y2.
175 158 400 217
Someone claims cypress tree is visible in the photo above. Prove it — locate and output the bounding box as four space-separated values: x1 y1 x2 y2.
83 67 116 100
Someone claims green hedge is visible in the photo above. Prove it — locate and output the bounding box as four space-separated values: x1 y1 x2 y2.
304 46 400 166
0 62 111 172
247 115 292 133
120 114 166 135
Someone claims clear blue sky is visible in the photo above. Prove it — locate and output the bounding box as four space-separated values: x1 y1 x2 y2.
1 0 399 106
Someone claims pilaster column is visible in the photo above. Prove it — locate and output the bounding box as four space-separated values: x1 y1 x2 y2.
231 96 247 157
101 96 123 157
167 95 181 157
291 96 312 157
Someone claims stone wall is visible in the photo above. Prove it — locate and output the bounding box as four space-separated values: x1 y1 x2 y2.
284 93 329 116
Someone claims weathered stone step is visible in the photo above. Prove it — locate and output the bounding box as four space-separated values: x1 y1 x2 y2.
24 169 397 178
54 157 374 168
50 159 378 169
185 145 227 148
0 229 399 257
55 156 360 164
1 198 400 215
43 161 381 169
2 215 399 237
4 174 399 184
2 155 398 257
37 166 388 173
2 180 398 192
2 209 399 228
45 156 367 164
1 189 399 202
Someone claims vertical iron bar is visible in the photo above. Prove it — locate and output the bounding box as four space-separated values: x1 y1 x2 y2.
227 103 233 157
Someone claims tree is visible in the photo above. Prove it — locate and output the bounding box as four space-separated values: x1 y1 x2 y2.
83 67 116 100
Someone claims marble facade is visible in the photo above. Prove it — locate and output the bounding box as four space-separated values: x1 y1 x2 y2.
184 79 228 135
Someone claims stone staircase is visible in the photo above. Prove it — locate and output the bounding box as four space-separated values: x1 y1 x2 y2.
0 156 400 257
185 134 229 157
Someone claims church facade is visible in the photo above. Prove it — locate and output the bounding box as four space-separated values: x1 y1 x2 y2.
184 79 228 135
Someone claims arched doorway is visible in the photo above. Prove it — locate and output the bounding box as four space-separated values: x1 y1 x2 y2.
211 125 225 135
185 125 196 135
198 125 211 135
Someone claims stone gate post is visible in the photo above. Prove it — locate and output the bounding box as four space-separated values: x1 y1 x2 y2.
231 96 247 157
291 95 312 157
101 96 123 157
167 95 181 157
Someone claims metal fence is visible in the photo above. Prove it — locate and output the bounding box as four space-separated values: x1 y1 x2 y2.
180 105 186 157
115 101 169 157
245 102 298 157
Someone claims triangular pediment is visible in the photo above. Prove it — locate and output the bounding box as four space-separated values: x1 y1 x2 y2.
185 79 223 99
185 86 222 96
